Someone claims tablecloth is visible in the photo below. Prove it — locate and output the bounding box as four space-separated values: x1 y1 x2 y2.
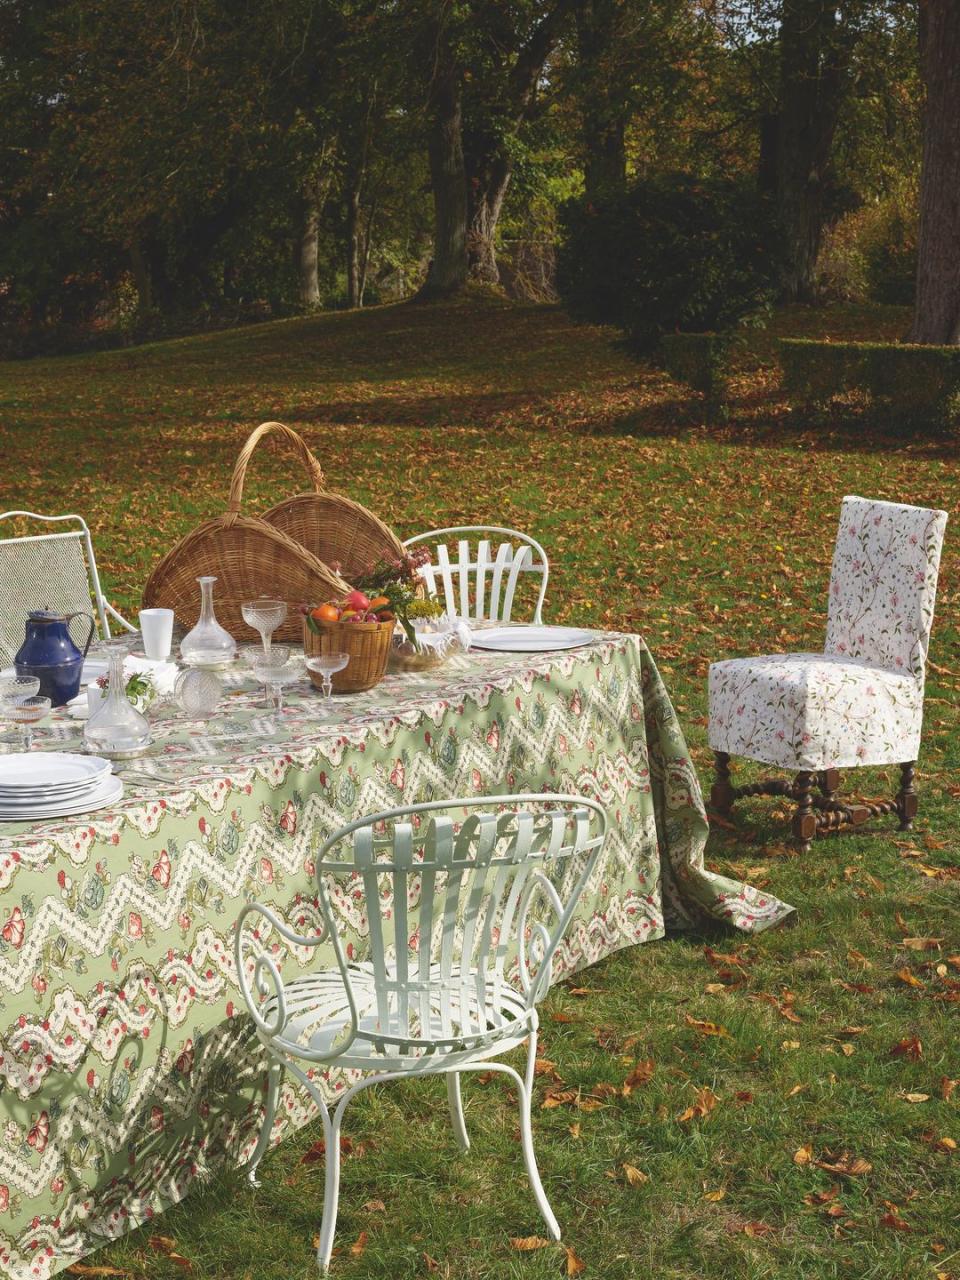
0 633 793 1278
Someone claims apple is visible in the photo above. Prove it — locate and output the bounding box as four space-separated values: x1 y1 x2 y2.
342 589 370 612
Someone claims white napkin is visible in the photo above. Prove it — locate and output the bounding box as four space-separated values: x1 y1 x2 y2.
123 656 179 696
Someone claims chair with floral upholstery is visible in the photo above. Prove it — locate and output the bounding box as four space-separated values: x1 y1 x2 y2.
708 496 948 849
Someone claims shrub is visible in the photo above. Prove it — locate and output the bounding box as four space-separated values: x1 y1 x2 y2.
815 185 918 305
780 338 960 432
659 332 733 417
557 174 782 352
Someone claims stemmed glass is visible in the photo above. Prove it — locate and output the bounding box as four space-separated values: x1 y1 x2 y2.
251 652 303 713
306 653 349 703
0 677 44 751
241 598 287 659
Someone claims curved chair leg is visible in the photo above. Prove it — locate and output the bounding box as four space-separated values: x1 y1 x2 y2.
247 1058 284 1188
315 1102 341 1274
446 1072 470 1151
519 1032 560 1241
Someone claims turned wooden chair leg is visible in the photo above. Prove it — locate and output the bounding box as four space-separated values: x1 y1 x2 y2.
819 768 840 802
711 751 734 816
792 771 816 852
897 761 918 831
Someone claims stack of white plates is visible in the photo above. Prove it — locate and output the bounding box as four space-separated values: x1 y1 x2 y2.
0 753 123 821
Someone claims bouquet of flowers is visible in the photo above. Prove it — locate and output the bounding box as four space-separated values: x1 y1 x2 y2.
305 549 444 651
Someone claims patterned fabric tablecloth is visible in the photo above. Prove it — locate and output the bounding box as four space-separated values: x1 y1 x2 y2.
0 634 793 1279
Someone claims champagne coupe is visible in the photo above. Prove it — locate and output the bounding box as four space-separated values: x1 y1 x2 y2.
252 654 303 713
0 677 43 750
306 652 349 703
241 598 287 659
8 696 51 751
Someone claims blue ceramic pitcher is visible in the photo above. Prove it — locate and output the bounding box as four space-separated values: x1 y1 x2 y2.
14 610 95 707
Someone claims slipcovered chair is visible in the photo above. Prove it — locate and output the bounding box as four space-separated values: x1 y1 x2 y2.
708 496 948 849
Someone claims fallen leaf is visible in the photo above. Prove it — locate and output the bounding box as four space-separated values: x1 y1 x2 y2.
786 1083 808 1097
541 1088 578 1109
782 1040 801 1051
903 937 942 951
622 1060 655 1096
684 1014 730 1037
564 1244 586 1275
879 1211 911 1232
623 1163 649 1186
349 1233 368 1258
896 968 925 989
363 1199 386 1212
793 1144 813 1165
677 1086 718 1123
839 1042 856 1057
704 982 729 995
568 1122 581 1138
550 1012 575 1024
934 1137 957 1152
735 1090 754 1103
147 1237 178 1254
703 1187 725 1201
510 1236 552 1251
889 1036 923 1060
847 948 873 969
534 1058 558 1077
742 1221 773 1238
423 1254 439 1273
901 1092 930 1103
814 1154 872 1177
942 1077 958 1101
804 1186 840 1205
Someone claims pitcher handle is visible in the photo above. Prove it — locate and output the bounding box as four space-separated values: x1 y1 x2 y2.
66 612 96 658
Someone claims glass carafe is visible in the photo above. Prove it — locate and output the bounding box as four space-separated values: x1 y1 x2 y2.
83 649 152 758
180 576 236 665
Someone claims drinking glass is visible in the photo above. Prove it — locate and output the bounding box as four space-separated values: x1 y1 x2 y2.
174 668 222 719
0 677 44 750
7 696 52 751
252 655 303 713
241 598 287 658
306 652 349 702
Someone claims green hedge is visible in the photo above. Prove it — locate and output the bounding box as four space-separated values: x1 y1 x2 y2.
780 338 960 430
660 332 733 417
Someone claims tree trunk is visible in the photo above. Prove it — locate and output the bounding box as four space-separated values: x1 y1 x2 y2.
464 145 512 283
910 0 960 344
345 184 361 309
575 0 627 203
422 45 468 298
776 0 853 302
128 241 153 313
298 198 322 307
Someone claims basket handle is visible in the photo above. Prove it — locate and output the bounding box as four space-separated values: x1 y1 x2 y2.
227 422 326 515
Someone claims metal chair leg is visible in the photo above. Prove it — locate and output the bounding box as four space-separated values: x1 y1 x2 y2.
446 1072 470 1151
315 1101 340 1274
246 1059 284 1188
518 1031 560 1241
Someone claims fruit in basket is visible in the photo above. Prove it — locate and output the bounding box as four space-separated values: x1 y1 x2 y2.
311 602 341 623
343 590 370 612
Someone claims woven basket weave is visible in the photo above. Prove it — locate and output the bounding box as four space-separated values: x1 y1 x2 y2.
141 423 351 643
304 616 393 693
263 479 405 582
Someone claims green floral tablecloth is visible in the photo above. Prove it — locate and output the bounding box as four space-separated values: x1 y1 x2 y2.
0 633 793 1279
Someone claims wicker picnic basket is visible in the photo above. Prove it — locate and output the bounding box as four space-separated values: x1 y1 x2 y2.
304 616 394 693
141 423 355 644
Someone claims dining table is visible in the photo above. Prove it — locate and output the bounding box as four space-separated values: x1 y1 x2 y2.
0 630 794 1280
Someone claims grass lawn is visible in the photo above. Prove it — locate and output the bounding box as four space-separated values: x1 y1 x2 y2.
1 299 957 1280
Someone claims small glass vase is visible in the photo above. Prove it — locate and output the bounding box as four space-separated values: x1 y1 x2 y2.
83 649 152 758
180 576 236 666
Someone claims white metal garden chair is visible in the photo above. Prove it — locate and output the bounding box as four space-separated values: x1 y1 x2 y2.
708 496 948 849
235 793 607 1272
403 526 549 624
0 511 135 666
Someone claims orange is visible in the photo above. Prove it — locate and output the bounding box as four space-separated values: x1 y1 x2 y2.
369 595 391 611
311 602 340 623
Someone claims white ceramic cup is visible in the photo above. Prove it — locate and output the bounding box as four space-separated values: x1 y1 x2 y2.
139 608 175 660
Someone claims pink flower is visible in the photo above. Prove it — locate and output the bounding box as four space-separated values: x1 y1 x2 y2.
50 1177 64 1196
0 1186 8 1212
260 857 274 885
31 973 46 996
128 913 143 941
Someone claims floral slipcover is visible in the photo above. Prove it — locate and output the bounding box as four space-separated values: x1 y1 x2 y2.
0 634 794 1280
709 497 948 771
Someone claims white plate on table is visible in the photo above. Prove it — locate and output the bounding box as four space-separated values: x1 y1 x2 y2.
0 773 123 821
469 625 596 653
0 752 112 794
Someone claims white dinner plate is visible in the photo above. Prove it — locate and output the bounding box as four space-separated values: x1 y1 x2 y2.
469 625 596 653
0 773 123 821
0 752 112 793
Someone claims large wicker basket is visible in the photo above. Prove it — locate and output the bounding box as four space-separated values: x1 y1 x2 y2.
141 423 351 643
304 616 394 694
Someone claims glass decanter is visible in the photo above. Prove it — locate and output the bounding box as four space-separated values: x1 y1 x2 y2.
180 575 237 666
84 649 152 758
